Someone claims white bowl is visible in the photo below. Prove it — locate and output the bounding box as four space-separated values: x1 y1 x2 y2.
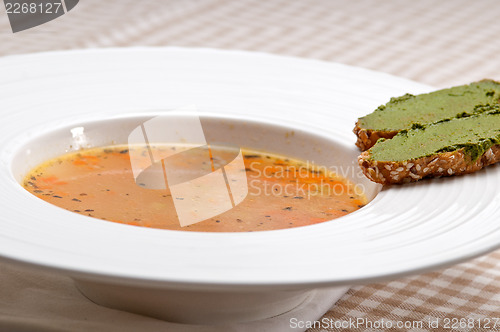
9 111 380 324
2 48 500 325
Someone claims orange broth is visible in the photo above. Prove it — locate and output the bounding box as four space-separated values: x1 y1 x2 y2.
22 145 366 232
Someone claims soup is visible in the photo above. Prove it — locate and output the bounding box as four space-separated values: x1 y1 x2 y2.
22 144 366 232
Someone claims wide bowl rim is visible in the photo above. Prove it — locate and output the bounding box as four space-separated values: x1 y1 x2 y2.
1 47 498 291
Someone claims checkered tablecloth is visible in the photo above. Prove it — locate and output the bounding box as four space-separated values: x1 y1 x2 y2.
2 1 500 331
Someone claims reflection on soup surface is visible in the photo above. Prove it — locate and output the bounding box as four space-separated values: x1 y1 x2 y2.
23 145 366 232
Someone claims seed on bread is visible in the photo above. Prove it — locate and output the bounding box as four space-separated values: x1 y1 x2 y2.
359 146 500 185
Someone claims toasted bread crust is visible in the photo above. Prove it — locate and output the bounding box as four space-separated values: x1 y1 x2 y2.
358 145 500 185
353 121 398 151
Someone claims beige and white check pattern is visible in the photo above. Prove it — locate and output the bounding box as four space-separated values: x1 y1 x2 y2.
1 0 500 331
316 252 500 331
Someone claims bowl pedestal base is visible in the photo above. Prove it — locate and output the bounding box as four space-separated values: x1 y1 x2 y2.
74 278 349 326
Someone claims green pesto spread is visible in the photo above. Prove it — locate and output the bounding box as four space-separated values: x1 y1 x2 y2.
369 105 500 162
358 80 500 131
